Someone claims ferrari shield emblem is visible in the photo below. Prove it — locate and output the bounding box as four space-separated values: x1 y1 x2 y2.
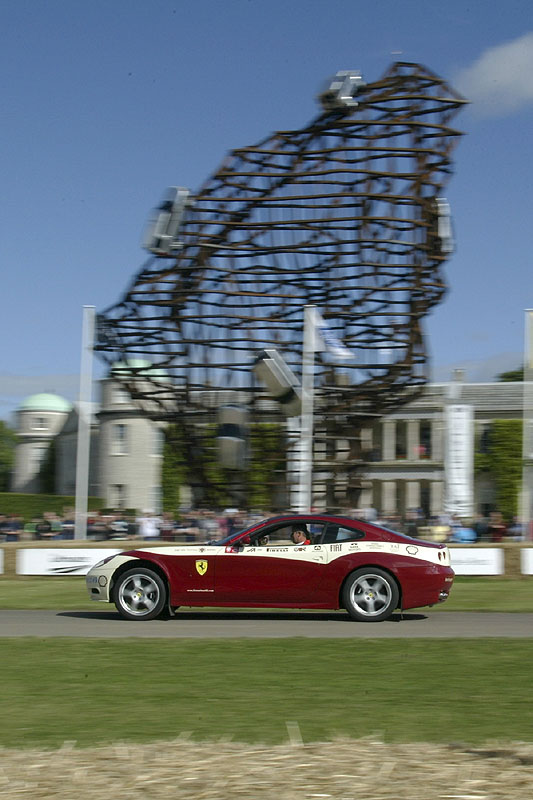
195 559 208 576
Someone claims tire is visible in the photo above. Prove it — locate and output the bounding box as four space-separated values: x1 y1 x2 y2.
113 567 167 621
342 568 399 622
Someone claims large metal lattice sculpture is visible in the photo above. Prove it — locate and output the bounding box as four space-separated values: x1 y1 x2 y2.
96 62 465 508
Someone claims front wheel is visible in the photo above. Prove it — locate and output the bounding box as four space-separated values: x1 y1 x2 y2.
113 567 167 621
342 568 399 622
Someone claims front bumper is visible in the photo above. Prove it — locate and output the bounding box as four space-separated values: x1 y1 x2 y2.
85 554 138 603
86 571 112 602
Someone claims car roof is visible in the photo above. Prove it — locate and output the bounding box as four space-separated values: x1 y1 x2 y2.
241 513 444 549
246 513 363 532
258 513 359 524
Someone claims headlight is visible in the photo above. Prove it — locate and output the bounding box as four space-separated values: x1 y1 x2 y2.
93 554 117 569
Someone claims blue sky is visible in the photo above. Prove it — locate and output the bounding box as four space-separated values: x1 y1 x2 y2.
2 0 533 420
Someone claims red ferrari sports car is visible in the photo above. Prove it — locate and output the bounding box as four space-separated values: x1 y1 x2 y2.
86 514 454 621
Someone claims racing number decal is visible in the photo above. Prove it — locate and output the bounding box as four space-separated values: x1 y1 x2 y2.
195 559 208 576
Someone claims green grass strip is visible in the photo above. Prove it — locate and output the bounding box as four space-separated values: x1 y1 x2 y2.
2 638 532 748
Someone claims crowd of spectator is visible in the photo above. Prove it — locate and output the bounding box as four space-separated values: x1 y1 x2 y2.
125 508 265 542
0 506 531 543
0 508 262 543
0 511 74 541
369 509 529 543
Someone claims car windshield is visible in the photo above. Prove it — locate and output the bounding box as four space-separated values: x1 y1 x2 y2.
209 527 250 546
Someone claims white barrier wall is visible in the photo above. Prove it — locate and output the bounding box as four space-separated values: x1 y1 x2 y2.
6 546 533 576
0 550 3 574
448 548 504 575
17 549 121 576
521 549 533 575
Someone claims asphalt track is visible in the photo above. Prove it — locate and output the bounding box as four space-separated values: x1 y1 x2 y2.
1 609 532 637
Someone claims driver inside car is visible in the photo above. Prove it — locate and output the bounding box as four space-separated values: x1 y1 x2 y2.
291 525 311 545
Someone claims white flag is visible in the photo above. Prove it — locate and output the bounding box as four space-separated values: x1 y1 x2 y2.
313 308 353 360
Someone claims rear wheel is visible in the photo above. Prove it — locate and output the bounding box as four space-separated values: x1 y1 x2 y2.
113 567 167 621
342 568 399 622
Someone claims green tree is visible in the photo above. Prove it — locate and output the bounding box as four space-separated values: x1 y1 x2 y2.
248 423 286 510
161 420 286 512
497 366 523 382
161 424 187 512
475 419 522 521
0 421 17 492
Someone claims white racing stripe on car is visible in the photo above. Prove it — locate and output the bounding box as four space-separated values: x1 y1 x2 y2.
136 542 450 566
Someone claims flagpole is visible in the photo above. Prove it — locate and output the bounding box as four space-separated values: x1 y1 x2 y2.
298 305 316 513
522 309 533 541
74 305 95 540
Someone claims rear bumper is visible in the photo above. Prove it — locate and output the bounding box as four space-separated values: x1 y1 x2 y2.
401 565 454 611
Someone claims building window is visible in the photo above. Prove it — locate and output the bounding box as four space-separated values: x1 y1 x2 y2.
370 423 382 461
479 426 491 454
420 482 431 518
112 386 130 404
150 486 162 514
111 424 128 455
419 420 432 459
396 480 407 518
30 444 48 468
396 421 407 460
111 484 127 508
32 416 48 430
152 427 165 456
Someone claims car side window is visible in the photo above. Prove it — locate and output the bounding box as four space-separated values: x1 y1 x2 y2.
251 526 292 547
322 524 365 543
337 526 365 541
252 523 327 547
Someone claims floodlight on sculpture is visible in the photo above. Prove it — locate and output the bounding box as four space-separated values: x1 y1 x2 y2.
319 70 365 111
253 349 302 417
143 186 191 256
95 62 466 507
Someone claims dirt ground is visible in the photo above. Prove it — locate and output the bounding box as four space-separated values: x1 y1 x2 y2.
0 737 532 799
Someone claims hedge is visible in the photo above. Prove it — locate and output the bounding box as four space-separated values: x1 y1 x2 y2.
0 492 104 523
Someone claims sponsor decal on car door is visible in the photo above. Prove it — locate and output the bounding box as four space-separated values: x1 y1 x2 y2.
214 544 329 605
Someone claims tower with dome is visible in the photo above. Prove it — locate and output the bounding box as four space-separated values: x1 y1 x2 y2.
11 393 72 493
11 370 165 511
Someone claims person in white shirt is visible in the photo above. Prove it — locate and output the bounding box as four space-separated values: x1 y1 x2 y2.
137 511 161 540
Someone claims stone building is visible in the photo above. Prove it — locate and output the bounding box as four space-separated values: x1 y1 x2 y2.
94 365 165 511
12 366 165 512
352 377 523 519
11 372 524 518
